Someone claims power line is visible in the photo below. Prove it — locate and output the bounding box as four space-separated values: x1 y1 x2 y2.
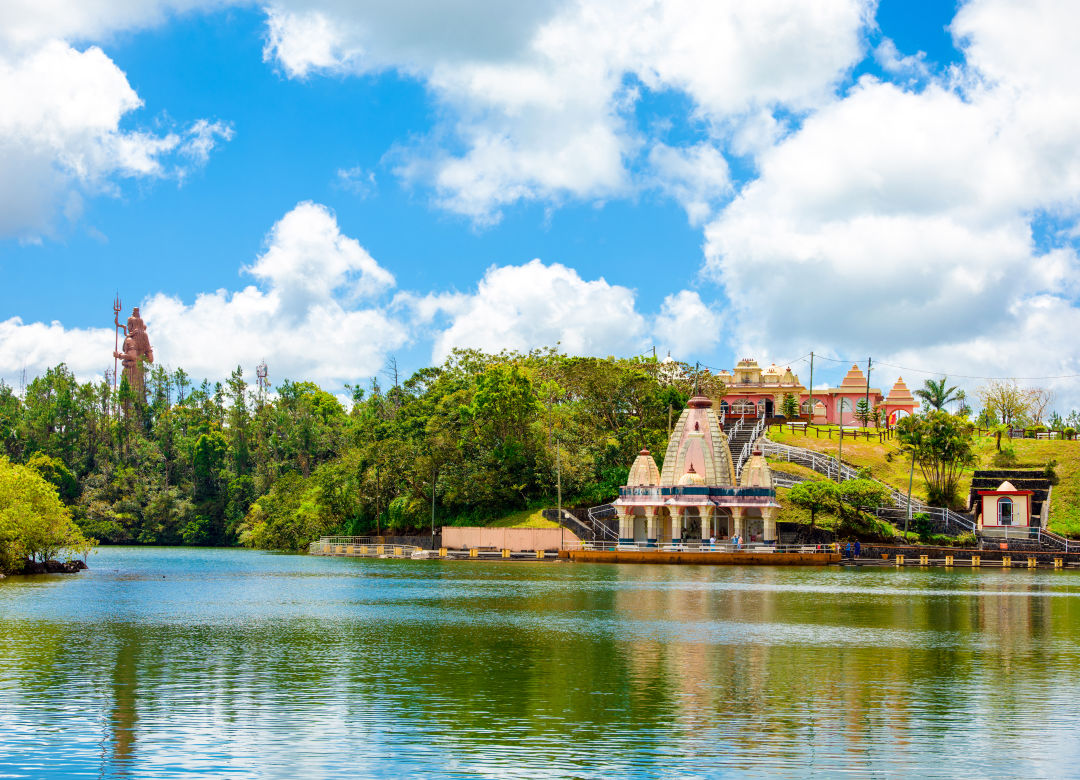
795 353 1080 381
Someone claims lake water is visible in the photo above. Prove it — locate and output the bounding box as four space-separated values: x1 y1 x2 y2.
2 547 1080 779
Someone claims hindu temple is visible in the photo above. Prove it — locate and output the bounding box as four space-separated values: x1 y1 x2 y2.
613 395 780 547
712 358 918 425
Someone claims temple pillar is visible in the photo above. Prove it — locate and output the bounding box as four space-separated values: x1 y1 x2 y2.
646 507 660 548
701 506 715 542
731 507 745 542
617 508 633 545
670 508 683 545
762 507 778 545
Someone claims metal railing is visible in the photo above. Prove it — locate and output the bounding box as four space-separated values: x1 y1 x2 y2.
587 503 619 541
308 537 422 557
735 417 768 478
565 540 838 554
760 438 978 535
1037 527 1080 553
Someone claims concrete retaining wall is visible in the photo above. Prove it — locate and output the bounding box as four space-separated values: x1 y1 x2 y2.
441 527 580 552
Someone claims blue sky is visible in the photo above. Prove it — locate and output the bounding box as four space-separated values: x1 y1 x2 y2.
1 0 1078 408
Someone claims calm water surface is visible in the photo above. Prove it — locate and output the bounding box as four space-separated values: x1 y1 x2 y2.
2 547 1080 778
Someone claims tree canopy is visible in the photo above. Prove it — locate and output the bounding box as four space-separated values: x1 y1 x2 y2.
0 350 712 552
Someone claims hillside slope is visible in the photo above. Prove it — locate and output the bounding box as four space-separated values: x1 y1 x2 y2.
767 427 1080 537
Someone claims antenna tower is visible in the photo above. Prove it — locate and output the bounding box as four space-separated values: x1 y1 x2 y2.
256 361 269 404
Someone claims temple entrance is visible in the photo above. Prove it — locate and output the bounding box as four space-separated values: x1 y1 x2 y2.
633 515 647 543
684 514 702 543
714 510 732 538
764 398 774 417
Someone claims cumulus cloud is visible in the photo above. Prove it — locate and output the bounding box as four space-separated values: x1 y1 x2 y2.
648 142 730 225
415 259 650 362
0 202 407 387
262 0 873 223
652 290 722 357
702 0 1080 406
0 2 233 240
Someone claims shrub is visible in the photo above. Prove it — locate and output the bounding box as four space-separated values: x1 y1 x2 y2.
992 445 1018 467
910 512 935 541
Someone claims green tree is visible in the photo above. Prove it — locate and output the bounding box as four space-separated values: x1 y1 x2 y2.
838 479 891 513
787 480 839 529
914 377 959 411
781 393 798 419
0 457 96 572
896 412 975 507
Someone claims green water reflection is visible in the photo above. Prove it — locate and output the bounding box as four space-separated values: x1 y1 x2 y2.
1 547 1079 778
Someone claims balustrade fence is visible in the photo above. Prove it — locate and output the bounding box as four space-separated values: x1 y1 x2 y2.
760 440 976 535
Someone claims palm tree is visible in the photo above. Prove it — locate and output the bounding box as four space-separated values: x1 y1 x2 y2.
914 377 959 411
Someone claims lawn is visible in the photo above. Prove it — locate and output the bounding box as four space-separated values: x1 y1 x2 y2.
485 507 559 528
766 425 1080 537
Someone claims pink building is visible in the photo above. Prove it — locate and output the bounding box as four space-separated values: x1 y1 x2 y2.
715 358 918 425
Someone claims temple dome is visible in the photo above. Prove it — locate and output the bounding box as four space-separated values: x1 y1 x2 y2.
740 450 773 489
627 449 661 486
997 480 1016 492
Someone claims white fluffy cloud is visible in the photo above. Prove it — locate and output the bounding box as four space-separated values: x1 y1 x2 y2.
0 202 407 387
415 259 650 362
0 3 232 239
263 0 873 223
652 290 722 357
702 0 1080 405
648 142 731 225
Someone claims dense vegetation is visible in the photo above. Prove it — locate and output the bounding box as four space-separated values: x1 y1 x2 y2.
0 350 714 552
0 458 95 574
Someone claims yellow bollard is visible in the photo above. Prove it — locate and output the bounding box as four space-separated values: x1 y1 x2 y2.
971 556 980 567
376 545 385 556
536 549 545 559
1054 557 1063 569
919 554 929 566
360 545 369 555
469 548 478 558
394 546 403 557
502 549 510 559
1002 556 1011 568
895 554 904 566
1028 557 1037 569
945 555 954 567
439 547 447 558
336 545 344 555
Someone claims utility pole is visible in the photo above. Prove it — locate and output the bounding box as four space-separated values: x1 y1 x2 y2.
904 447 915 539
431 462 436 547
556 436 563 551
808 351 814 422
864 357 872 428
837 391 844 484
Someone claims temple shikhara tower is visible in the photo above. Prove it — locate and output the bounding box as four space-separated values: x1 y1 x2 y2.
613 395 780 547
113 301 154 398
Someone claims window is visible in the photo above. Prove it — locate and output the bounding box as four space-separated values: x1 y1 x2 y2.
837 398 853 414
720 400 730 412
731 399 756 414
997 497 1013 526
801 400 823 415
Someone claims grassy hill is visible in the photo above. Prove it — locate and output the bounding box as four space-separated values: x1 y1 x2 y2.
767 425 1080 537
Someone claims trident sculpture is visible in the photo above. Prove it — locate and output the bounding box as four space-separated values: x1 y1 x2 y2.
113 297 154 399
